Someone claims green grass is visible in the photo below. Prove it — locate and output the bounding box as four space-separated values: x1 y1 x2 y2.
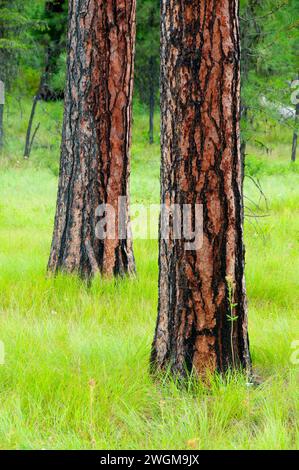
0 98 298 450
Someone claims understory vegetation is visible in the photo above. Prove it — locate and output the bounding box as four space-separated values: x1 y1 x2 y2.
0 99 298 450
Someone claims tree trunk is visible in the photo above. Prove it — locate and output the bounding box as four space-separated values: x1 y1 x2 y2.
0 80 4 151
0 104 3 152
24 93 39 159
48 0 136 278
240 0 262 178
151 0 251 379
149 56 155 145
24 64 48 159
240 105 248 184
41 1 67 102
291 103 299 162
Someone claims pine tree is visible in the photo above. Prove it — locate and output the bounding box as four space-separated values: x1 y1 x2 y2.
0 0 35 150
48 0 136 277
135 0 160 144
151 0 251 378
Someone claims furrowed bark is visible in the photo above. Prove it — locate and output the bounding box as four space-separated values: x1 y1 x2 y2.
48 0 136 277
151 0 251 378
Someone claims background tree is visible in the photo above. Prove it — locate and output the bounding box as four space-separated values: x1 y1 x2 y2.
0 0 47 90
48 0 136 278
291 89 299 162
0 80 3 151
151 0 251 378
240 0 299 161
240 0 264 167
23 0 68 158
0 0 36 150
35 0 68 101
0 0 48 154
135 0 159 144
0 0 30 85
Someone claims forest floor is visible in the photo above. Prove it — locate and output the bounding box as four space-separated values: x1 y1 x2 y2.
0 98 298 449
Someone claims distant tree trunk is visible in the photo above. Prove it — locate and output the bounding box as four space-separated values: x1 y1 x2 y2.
240 0 262 175
24 93 39 159
48 0 136 277
41 0 67 101
291 102 299 162
0 104 4 151
149 56 155 145
0 80 4 151
240 105 248 184
151 0 251 378
24 64 48 159
0 103 3 152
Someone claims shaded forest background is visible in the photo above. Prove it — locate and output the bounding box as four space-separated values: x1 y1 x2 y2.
0 0 298 160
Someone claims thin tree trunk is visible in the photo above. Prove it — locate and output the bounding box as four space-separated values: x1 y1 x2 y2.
48 0 136 278
291 103 299 162
240 105 248 186
240 0 262 177
0 104 3 152
24 94 39 159
149 56 155 145
151 0 251 379
24 67 47 159
0 80 4 152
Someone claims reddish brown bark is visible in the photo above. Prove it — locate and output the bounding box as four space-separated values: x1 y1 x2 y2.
151 0 251 378
48 0 136 277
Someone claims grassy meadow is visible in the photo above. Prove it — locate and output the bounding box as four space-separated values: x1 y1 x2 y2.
0 97 298 449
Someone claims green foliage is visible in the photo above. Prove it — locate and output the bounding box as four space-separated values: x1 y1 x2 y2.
0 1 68 95
240 0 299 146
135 0 160 108
34 1 68 97
0 0 46 87
48 52 66 94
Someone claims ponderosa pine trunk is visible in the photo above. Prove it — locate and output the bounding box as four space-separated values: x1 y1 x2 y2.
151 0 251 378
48 0 136 277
